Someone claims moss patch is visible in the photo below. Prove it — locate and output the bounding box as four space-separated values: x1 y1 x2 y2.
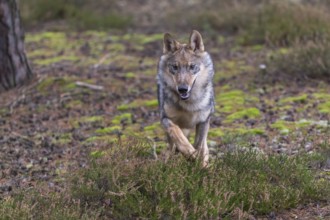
280 94 308 104
84 135 116 144
313 93 330 100
225 107 261 122
34 55 79 66
118 99 158 111
144 99 158 108
37 77 76 93
52 133 72 145
318 101 330 113
270 120 291 134
208 128 224 138
95 126 121 134
111 113 132 125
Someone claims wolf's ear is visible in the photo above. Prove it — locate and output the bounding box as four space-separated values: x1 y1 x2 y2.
189 30 204 52
163 33 179 53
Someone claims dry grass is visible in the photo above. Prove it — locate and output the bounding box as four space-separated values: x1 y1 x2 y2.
195 1 330 46
267 42 330 80
1 137 328 219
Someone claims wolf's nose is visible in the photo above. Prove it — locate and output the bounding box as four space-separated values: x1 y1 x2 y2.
178 85 188 94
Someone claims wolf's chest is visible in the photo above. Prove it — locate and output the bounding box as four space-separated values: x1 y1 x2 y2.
164 103 211 129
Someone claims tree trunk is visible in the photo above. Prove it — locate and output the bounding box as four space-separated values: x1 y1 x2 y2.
0 0 32 92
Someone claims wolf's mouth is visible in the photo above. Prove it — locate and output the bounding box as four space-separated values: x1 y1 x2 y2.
179 92 190 100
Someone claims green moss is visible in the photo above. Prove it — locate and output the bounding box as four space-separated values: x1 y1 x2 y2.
318 101 330 113
82 116 104 123
0 108 8 116
155 141 167 154
36 76 78 93
52 133 72 145
34 55 79 66
280 94 308 104
26 32 66 43
90 150 106 158
246 128 265 135
84 31 108 38
144 99 158 108
111 113 132 125
277 105 293 111
84 136 116 144
250 44 264 52
208 129 224 138
118 99 158 111
216 105 233 113
296 119 312 128
108 43 125 52
216 90 247 113
124 124 141 134
95 126 121 134
313 93 330 100
65 100 83 109
144 122 163 138
36 77 57 92
217 90 244 102
230 128 265 135
117 104 131 111
144 122 161 131
27 49 55 58
270 121 291 134
125 72 135 78
64 82 77 90
225 107 261 122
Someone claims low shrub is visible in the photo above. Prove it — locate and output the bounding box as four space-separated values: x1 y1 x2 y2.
195 1 330 46
267 42 330 80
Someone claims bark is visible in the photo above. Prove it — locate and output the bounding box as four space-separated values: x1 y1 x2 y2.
0 0 32 92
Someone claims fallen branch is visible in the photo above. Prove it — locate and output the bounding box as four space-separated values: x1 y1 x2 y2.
75 81 104 91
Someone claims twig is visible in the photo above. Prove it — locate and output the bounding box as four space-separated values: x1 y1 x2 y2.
75 81 104 91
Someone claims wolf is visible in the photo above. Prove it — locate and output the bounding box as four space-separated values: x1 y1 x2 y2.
157 30 215 167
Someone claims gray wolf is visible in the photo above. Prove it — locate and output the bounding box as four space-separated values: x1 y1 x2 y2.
157 30 215 167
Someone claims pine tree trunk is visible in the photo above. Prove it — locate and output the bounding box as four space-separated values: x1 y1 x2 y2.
0 0 32 92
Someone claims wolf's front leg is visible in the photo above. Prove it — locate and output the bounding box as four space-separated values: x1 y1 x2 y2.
161 118 197 159
194 117 210 167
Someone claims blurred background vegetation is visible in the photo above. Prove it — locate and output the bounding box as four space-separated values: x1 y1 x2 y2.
19 0 330 43
19 0 330 79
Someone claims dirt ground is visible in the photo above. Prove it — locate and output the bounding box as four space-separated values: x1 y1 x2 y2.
0 30 329 219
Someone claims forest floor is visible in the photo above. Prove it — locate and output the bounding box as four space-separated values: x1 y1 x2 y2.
0 31 329 219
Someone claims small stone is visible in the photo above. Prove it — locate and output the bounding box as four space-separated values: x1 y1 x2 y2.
304 142 313 151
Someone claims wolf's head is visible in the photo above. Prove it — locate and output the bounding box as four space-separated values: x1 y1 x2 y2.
160 30 211 101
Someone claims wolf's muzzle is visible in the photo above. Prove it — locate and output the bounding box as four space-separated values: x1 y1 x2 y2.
178 85 190 100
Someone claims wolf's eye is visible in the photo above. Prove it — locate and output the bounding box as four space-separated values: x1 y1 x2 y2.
189 64 199 74
169 64 179 74
189 64 196 71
